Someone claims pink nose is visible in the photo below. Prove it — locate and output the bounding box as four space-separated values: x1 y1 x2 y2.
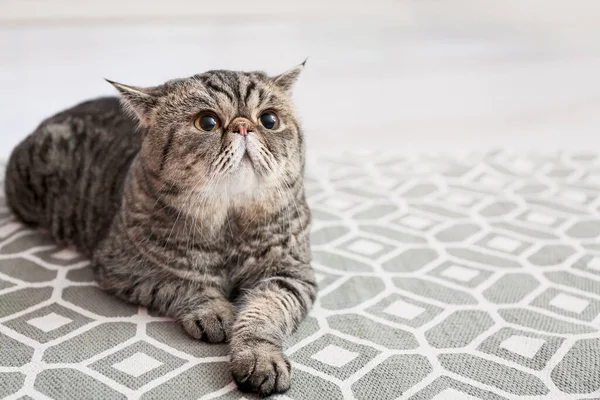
235 125 248 136
231 118 254 136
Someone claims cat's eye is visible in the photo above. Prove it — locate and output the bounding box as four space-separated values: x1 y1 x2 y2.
194 112 220 132
259 111 279 130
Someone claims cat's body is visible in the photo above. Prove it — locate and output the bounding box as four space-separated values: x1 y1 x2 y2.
6 97 141 254
5 66 316 397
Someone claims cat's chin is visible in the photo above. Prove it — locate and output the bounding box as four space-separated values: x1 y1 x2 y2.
217 163 259 198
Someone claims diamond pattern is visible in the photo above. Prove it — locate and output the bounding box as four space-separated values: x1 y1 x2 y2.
112 352 163 377
1 152 600 399
345 239 384 256
500 335 545 359
89 340 186 389
395 214 435 230
27 313 73 332
588 257 600 272
311 344 359 367
549 293 589 314
383 299 426 320
525 211 557 226
3 304 93 343
486 236 523 252
440 265 480 283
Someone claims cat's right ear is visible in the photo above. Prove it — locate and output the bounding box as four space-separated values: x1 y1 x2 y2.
105 79 157 126
272 59 307 93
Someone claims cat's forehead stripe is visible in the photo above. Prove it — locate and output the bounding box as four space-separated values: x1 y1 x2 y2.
194 70 272 110
243 81 256 105
202 74 236 104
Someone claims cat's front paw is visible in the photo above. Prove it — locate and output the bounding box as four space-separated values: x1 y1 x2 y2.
179 300 234 343
230 344 291 397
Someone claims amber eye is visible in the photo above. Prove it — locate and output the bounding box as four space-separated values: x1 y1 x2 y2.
194 113 220 132
259 111 279 129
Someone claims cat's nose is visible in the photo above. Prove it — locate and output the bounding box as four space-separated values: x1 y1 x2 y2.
236 125 248 136
230 118 254 136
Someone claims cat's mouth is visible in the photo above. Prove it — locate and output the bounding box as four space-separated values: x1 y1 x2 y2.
240 151 254 168
229 136 270 177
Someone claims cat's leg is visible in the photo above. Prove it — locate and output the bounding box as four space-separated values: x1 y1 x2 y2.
95 264 234 343
229 268 317 396
159 281 234 344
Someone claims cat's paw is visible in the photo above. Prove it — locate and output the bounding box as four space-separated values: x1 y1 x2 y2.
230 344 291 397
180 300 234 343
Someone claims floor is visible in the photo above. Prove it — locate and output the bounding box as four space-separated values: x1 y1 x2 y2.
3 152 600 400
1 1 600 159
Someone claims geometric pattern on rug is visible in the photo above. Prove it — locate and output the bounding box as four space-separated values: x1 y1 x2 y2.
0 151 599 399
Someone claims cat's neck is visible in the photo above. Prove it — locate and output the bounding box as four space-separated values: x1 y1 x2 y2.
123 157 305 233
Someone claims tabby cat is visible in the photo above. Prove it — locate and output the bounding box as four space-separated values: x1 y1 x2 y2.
4 63 316 397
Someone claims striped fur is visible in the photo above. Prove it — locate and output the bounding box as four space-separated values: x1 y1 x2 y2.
5 64 316 396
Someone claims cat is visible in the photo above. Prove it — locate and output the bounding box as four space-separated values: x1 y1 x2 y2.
4 63 316 397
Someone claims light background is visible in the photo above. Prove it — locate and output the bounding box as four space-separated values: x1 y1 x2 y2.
1 0 600 159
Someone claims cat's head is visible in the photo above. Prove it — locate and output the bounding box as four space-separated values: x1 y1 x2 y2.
107 63 306 205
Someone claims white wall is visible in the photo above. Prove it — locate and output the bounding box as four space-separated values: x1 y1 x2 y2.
1 0 599 158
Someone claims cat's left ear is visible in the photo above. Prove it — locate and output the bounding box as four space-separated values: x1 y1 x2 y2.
272 59 307 93
105 79 158 126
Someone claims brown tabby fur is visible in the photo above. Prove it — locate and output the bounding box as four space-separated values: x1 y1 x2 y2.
4 63 316 397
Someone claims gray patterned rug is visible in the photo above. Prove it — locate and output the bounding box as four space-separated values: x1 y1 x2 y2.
1 151 600 400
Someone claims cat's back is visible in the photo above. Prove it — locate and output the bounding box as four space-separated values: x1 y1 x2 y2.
5 97 143 255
